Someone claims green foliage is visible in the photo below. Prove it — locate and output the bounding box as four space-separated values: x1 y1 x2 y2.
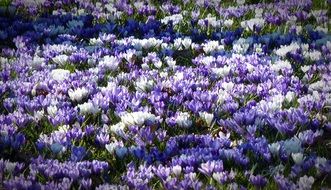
0 0 11 7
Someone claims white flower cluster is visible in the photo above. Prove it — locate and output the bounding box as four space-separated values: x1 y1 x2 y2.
98 55 120 71
31 55 45 68
275 42 301 57
202 41 224 54
68 87 89 102
271 60 292 72
47 105 58 117
161 14 183 25
309 79 331 92
223 19 234 28
199 112 214 127
297 175 315 190
212 65 231 78
285 91 296 102
77 102 100 114
303 50 322 61
233 38 250 54
221 81 235 92
45 44 77 54
257 94 285 113
120 111 157 126
109 122 126 137
241 18 265 31
90 38 104 46
173 38 192 50
135 77 154 92
198 14 221 28
298 91 322 107
217 90 230 104
200 56 216 66
165 56 176 69
176 112 192 128
50 69 70 81
254 8 264 18
52 54 69 65
132 38 163 50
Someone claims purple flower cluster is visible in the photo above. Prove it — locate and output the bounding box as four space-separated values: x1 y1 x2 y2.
0 0 331 189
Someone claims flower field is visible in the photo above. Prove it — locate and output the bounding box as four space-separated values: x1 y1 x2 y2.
0 0 331 189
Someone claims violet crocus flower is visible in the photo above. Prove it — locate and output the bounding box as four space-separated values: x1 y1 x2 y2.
198 160 223 176
70 146 86 162
249 174 267 188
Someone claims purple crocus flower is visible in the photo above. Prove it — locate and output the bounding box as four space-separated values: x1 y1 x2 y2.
249 174 267 188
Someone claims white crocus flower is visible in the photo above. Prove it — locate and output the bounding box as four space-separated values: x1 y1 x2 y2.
58 125 70 133
154 61 162 69
246 63 254 73
176 112 192 128
270 94 285 110
90 38 103 46
105 142 117 154
292 153 304 165
241 18 265 31
255 8 263 18
110 122 126 136
135 77 154 92
285 91 295 102
283 138 303 156
77 102 100 114
275 43 300 57
160 72 168 78
165 56 176 68
141 63 150 70
203 41 224 54
217 90 229 104
233 43 249 54
236 0 245 5
120 112 156 126
68 87 89 102
201 56 215 66
47 105 58 117
161 14 183 25
224 19 234 27
199 112 214 127
34 110 44 121
52 54 68 65
50 69 70 81
271 60 292 72
297 175 314 190
5 162 17 173
172 165 182 176
301 65 311 73
303 50 322 61
212 66 231 78
309 80 328 91
222 81 235 92
99 55 120 71
269 142 280 156
174 38 182 49
31 56 45 68
182 38 192 49
315 157 327 169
